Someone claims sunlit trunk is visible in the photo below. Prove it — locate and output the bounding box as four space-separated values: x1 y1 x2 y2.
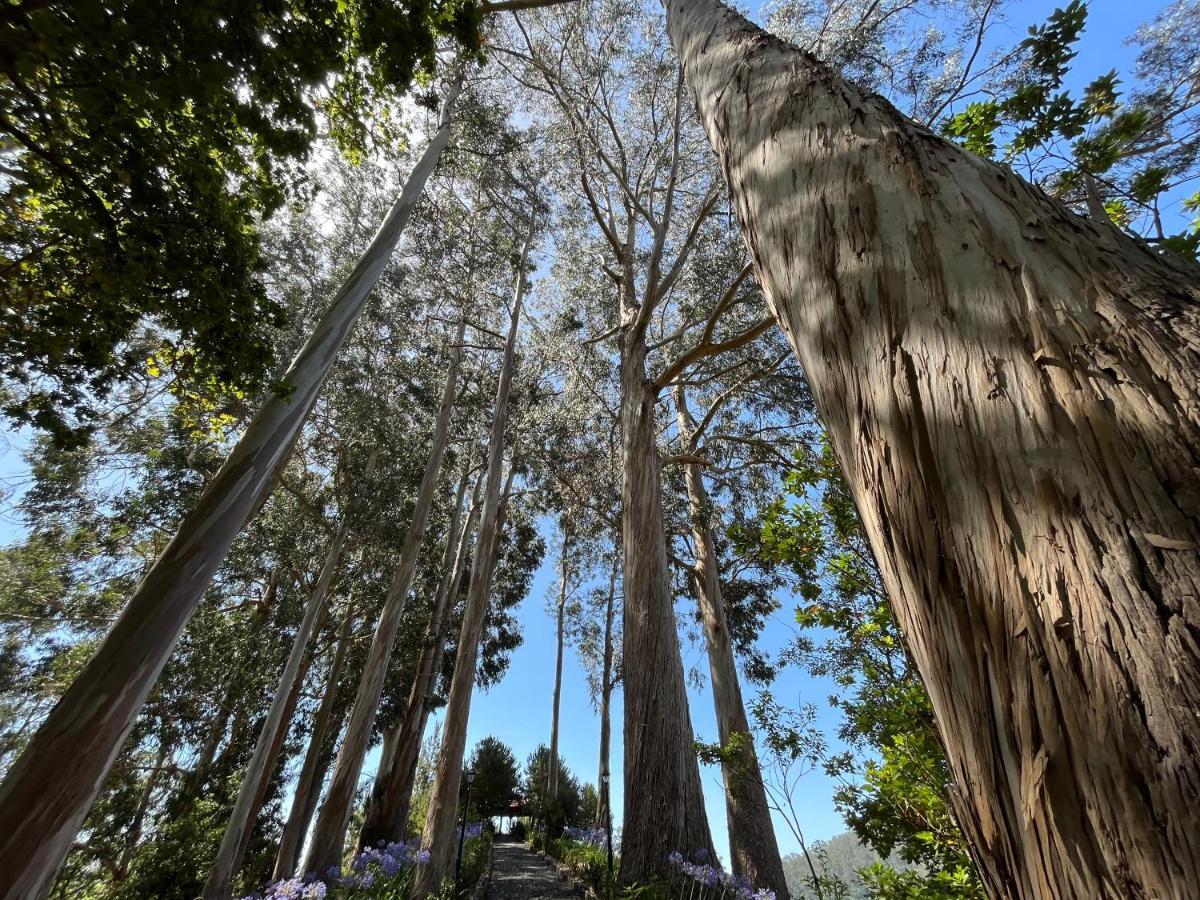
303 317 467 876
273 607 356 881
414 234 530 894
204 451 376 898
675 387 788 899
618 313 714 885
0 75 464 900
666 2 1200 895
358 466 478 848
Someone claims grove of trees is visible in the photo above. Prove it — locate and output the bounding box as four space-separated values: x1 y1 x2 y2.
1 0 1197 899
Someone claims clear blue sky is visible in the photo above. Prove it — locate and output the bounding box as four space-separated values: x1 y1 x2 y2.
0 0 1181 875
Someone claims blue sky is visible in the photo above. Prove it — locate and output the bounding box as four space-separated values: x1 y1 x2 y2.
0 0 1183 875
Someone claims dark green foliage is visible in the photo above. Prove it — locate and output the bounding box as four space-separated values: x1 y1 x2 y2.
523 745 585 836
467 737 521 819
0 0 481 443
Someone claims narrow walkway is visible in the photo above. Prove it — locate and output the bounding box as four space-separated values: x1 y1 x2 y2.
486 838 577 900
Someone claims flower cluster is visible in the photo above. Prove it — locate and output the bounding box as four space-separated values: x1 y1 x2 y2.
667 851 776 900
456 821 484 842
338 838 431 890
239 877 327 900
562 825 608 847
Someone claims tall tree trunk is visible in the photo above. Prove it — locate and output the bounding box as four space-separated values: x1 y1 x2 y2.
666 3 1200 896
594 556 617 833
548 535 570 809
273 608 356 881
303 317 468 876
204 451 377 899
675 387 788 899
414 235 530 895
618 317 714 885
0 75 464 900
358 465 479 848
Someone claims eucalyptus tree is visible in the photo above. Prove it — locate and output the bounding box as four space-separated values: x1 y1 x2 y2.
413 225 534 893
0 70 469 897
498 0 805 881
667 0 1200 896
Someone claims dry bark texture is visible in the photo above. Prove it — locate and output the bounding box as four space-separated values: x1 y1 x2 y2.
676 390 788 899
304 317 467 876
665 1 1200 897
618 327 715 884
0 74 464 900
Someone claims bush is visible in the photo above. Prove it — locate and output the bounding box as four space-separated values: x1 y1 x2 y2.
510 820 527 842
547 834 616 897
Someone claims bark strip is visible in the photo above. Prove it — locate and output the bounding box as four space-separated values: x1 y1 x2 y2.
665 2 1200 896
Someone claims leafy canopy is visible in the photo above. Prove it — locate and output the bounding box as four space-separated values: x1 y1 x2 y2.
0 0 481 444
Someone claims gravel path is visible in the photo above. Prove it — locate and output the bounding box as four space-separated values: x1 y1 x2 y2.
486 839 577 900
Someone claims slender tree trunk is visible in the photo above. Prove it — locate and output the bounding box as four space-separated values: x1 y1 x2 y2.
414 235 530 895
548 536 570 810
675 387 788 899
594 556 617 833
204 452 377 899
358 465 479 848
0 75 465 900
666 3 1200 896
618 316 714 885
303 318 469 876
273 608 356 881
115 744 168 879
190 574 281 796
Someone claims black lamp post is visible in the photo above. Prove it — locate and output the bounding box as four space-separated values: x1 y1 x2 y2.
601 772 614 898
455 767 476 889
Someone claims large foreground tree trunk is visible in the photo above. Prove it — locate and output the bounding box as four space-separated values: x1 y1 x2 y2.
273 608 356 881
675 388 788 899
618 320 714 885
303 317 468 876
665 2 1200 896
358 466 479 848
414 234 530 894
204 451 377 899
0 75 464 900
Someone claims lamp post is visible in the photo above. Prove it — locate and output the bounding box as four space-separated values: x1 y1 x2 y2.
600 772 614 898
455 768 476 889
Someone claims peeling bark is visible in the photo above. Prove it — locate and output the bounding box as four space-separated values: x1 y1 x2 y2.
0 75 464 900
304 317 468 876
414 234 530 894
676 387 788 899
618 318 715 885
666 2 1200 896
